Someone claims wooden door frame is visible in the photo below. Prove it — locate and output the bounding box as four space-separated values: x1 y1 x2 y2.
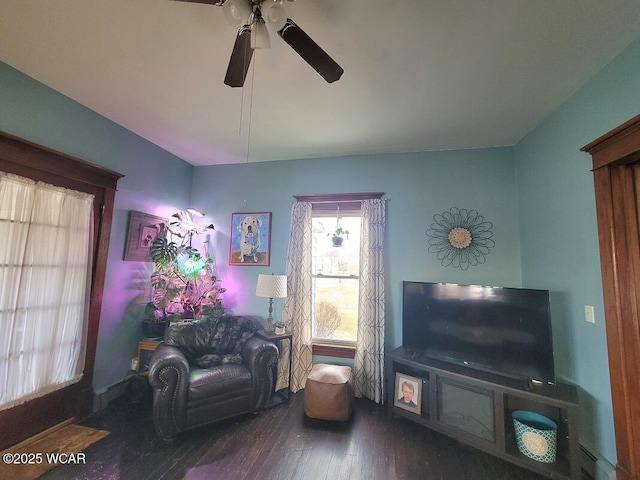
0 131 123 450
582 115 640 480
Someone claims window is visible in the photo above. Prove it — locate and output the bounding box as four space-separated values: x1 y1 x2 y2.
0 132 122 450
309 200 366 347
0 174 94 410
312 212 360 345
289 192 384 360
287 192 385 394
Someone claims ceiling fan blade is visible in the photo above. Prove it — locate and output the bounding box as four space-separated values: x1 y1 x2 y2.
224 25 253 88
170 0 225 5
278 18 344 83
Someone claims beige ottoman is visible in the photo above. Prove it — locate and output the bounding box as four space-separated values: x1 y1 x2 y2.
304 363 355 421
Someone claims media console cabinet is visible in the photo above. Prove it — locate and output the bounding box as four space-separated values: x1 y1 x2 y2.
386 347 580 480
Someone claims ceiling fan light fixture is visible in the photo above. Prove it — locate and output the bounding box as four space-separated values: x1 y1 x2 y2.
261 2 287 31
223 0 251 27
251 16 271 49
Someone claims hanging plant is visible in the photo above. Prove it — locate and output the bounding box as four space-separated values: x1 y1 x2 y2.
327 226 349 247
327 206 349 247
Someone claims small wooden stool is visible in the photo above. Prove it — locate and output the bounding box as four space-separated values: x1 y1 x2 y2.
304 363 354 421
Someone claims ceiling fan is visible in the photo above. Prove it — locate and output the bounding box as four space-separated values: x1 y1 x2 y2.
172 0 344 87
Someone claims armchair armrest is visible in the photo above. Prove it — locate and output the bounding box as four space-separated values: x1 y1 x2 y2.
148 344 190 442
242 337 279 411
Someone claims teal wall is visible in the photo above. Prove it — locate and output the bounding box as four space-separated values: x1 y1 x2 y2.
515 36 640 464
191 148 522 349
0 61 194 394
2 33 639 465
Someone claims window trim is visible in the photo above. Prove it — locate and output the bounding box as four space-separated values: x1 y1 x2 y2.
294 193 384 215
294 192 384 203
312 344 356 359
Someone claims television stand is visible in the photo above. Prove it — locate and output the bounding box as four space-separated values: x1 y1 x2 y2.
386 347 580 480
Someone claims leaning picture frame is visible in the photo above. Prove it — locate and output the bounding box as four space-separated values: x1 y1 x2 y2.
229 212 271 266
123 210 167 262
394 372 422 414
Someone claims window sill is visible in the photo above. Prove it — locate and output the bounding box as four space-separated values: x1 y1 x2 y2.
312 343 356 359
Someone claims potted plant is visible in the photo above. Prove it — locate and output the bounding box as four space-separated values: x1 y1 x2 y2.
142 301 170 339
274 320 286 335
147 210 226 330
328 226 349 247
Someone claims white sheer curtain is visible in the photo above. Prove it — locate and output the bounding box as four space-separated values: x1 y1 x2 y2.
354 198 386 403
0 172 94 410
281 201 314 392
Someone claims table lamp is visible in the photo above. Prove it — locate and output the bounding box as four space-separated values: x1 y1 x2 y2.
256 274 287 332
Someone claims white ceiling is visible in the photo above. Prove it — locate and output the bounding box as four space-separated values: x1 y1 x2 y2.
1 0 639 166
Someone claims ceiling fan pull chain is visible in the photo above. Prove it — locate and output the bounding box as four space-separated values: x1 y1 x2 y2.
238 76 245 135
245 55 257 163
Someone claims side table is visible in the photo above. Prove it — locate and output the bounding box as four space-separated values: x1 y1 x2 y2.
136 339 161 375
125 339 161 404
256 329 293 406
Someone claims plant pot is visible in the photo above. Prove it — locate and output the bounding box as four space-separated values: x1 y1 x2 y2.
142 319 169 339
331 235 344 247
275 325 285 335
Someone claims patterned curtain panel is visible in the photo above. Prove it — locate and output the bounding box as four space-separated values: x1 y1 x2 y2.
281 202 313 392
354 198 386 403
0 172 94 410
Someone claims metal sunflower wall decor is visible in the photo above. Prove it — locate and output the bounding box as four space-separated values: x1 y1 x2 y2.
425 207 495 270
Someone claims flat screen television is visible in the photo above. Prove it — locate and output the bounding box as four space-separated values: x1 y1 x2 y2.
402 281 555 385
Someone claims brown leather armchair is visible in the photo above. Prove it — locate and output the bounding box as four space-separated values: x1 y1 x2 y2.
148 315 278 442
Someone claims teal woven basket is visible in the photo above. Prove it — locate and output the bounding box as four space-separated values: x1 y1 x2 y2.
512 410 557 463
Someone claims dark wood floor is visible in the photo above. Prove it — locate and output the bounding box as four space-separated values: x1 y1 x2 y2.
40 388 566 480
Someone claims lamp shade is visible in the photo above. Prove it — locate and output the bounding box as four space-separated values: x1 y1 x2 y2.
251 18 271 49
256 274 287 298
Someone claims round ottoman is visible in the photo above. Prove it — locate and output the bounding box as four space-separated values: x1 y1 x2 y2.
304 363 354 421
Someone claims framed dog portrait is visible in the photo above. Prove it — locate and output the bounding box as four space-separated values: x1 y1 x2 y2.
394 372 422 414
229 212 271 266
123 210 167 261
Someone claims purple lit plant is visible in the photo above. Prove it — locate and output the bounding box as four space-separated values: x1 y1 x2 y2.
148 210 225 324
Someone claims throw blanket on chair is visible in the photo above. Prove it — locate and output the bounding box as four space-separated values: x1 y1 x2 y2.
163 315 256 368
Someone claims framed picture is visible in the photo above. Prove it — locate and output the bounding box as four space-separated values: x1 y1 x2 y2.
229 212 271 266
394 372 422 414
123 210 167 262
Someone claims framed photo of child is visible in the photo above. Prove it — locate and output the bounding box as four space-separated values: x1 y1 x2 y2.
394 372 422 414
